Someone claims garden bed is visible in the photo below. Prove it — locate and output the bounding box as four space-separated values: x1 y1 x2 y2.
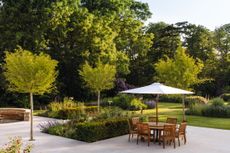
41 118 129 142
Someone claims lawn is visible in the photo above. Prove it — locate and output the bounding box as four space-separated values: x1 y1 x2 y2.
136 102 230 130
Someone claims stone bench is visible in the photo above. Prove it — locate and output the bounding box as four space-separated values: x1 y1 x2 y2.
0 108 30 121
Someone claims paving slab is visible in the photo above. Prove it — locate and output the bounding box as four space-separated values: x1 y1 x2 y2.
0 116 229 153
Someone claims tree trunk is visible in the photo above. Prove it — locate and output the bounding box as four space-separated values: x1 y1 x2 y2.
29 92 35 141
97 91 100 112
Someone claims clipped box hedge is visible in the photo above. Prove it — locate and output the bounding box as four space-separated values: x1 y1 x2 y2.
74 118 129 142
46 118 129 142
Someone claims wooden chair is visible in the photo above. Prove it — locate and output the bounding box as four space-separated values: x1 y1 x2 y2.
127 117 140 141
131 117 140 126
159 124 176 149
176 122 187 146
166 117 177 124
136 123 151 146
148 116 158 142
148 116 158 122
128 118 138 141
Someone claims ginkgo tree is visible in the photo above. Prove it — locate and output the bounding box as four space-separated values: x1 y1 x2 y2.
3 47 58 141
79 61 116 112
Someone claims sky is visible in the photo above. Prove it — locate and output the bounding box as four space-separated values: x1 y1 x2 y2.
139 0 230 30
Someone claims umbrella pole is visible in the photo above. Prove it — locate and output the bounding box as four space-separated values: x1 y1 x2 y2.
182 94 186 122
156 94 160 124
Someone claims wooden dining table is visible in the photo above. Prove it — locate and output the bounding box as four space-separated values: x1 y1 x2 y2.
144 122 175 141
147 122 174 130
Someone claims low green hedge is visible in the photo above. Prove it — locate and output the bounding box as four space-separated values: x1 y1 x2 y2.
74 118 129 142
46 118 129 142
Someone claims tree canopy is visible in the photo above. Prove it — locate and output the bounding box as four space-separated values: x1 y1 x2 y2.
79 61 116 111
3 47 58 94
155 46 204 89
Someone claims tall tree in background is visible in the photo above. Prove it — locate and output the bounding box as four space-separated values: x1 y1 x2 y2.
208 24 230 94
3 48 58 140
185 25 215 61
127 22 181 86
79 62 116 112
0 0 153 102
155 46 203 90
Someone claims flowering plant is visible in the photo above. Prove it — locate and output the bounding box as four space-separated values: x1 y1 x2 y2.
0 137 32 153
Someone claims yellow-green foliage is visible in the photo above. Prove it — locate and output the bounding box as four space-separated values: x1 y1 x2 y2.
155 46 203 89
79 61 116 93
48 97 79 111
3 47 58 94
130 98 147 110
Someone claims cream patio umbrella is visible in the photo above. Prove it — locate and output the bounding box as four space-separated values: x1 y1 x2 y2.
121 83 193 122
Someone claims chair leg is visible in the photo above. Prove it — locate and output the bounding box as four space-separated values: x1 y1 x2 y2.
148 136 150 146
178 137 180 146
163 140 165 149
184 135 187 144
173 139 176 149
129 134 131 142
137 135 139 144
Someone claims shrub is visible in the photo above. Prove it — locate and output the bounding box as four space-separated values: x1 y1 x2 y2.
220 93 230 102
144 100 156 109
202 105 228 117
112 94 134 109
159 95 182 103
48 106 97 120
186 104 207 116
139 115 148 122
210 98 224 107
94 107 130 121
185 96 208 106
130 98 147 110
48 97 78 111
0 137 32 153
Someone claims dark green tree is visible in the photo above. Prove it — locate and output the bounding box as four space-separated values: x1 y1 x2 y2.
185 25 215 61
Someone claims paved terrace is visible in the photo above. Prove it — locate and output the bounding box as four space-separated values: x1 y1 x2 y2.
0 116 229 153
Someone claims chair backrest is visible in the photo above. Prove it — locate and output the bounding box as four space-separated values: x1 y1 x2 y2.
131 117 140 127
138 123 150 135
166 117 177 124
128 119 132 131
178 122 187 135
148 116 157 122
163 124 176 138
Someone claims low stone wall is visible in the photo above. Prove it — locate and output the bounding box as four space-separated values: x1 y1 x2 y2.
0 108 30 121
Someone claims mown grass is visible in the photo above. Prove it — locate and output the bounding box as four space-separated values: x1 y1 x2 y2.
136 102 230 130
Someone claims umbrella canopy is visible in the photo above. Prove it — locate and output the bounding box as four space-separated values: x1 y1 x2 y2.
121 83 193 122
121 83 193 95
